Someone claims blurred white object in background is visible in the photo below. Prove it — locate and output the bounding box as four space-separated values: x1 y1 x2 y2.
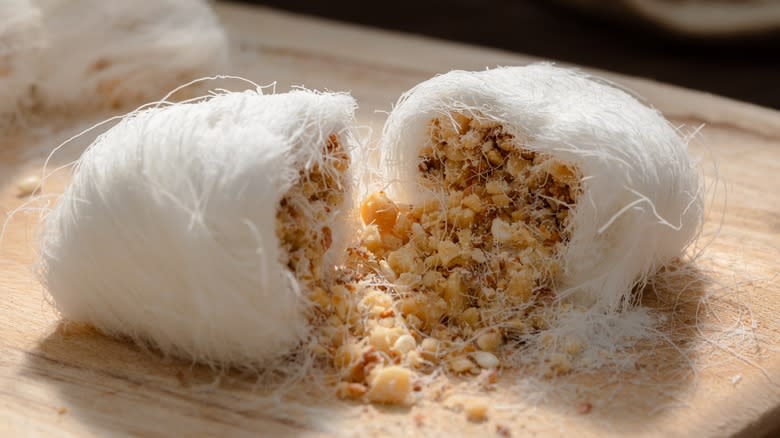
0 0 229 130
0 0 43 127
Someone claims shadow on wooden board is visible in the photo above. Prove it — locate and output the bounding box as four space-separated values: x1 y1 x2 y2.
18 261 729 436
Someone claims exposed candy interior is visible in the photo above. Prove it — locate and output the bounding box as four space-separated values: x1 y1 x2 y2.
275 134 351 286
377 113 581 320
308 113 584 404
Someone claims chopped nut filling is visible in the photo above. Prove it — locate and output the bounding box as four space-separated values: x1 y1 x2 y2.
383 113 580 325
289 115 582 405
275 134 350 286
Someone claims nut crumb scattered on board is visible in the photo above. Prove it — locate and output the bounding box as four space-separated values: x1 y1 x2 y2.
365 366 414 404
57 407 67 415
16 175 41 196
496 423 512 437
336 382 367 399
464 398 489 422
577 401 593 415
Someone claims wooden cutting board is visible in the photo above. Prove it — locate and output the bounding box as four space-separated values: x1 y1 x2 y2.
1 3 779 437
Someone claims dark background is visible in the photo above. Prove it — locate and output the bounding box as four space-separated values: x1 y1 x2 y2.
233 0 780 110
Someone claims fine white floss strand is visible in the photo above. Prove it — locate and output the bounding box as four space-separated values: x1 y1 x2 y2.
39 89 359 367
379 64 703 311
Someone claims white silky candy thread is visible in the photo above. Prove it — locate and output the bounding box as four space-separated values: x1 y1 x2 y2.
379 64 703 311
40 90 358 367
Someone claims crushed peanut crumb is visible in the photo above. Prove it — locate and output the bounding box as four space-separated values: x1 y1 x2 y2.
336 382 368 400
496 423 512 437
295 114 583 405
366 366 415 404
463 398 489 422
16 174 41 197
577 401 593 415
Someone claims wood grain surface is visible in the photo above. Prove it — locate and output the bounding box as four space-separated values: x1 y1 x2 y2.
1 3 779 437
